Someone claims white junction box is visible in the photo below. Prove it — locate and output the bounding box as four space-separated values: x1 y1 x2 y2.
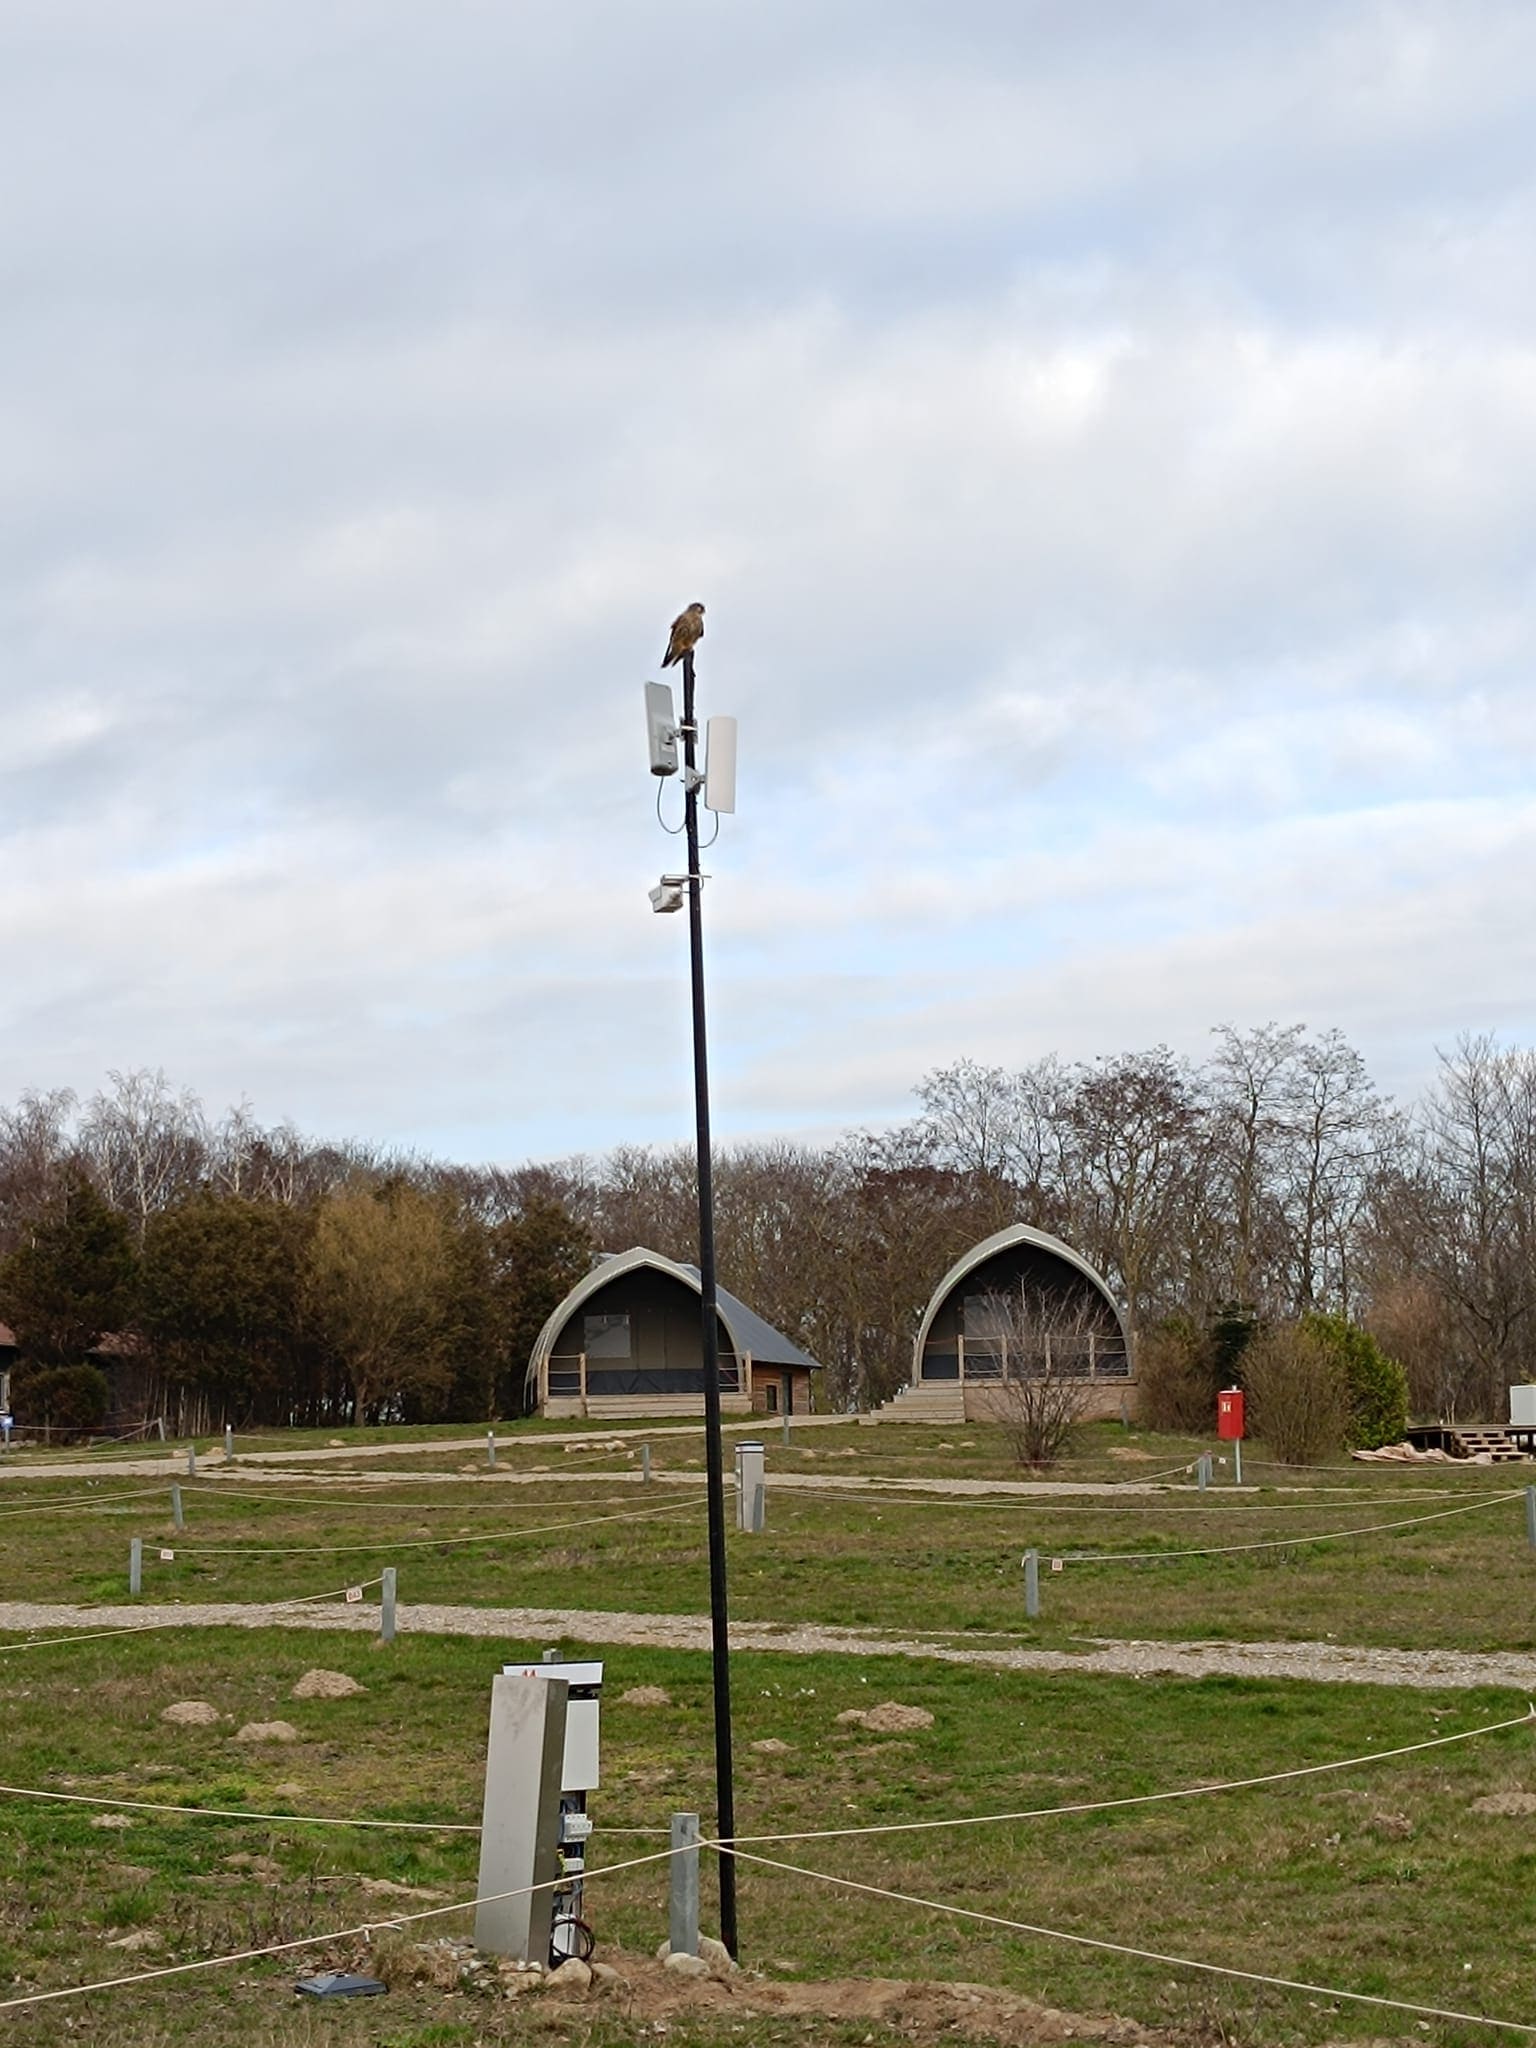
1510 1386 1536 1427
504 1660 603 1791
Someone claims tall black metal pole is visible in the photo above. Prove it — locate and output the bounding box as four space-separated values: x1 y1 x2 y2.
679 646 738 1957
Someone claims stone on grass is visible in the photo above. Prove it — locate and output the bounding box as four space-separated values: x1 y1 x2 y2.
620 1684 671 1706
589 1961 629 1993
107 1929 162 1952
698 1935 737 1977
545 1957 593 1995
233 1719 299 1743
291 1668 367 1700
663 1950 710 1979
835 1708 869 1726
752 1737 791 1754
161 1699 220 1726
90 1813 135 1830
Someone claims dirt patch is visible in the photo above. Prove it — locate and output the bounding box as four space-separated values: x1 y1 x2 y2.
365 1948 1155 2045
1471 1790 1536 1815
291 1668 367 1700
620 1684 672 1706
840 1700 935 1733
160 1699 220 1725
752 1737 792 1754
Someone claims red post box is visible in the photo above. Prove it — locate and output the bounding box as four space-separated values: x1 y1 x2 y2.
1217 1388 1245 1441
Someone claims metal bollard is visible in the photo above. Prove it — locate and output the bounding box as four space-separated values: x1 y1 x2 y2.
224 1424 234 1461
186 1444 197 1478
129 1538 143 1596
381 1567 397 1643
669 1812 701 1956
781 1407 791 1449
641 1444 652 1486
487 1430 497 1470
1526 1487 1536 1551
1233 1440 1243 1486
171 1484 184 1531
1024 1548 1040 1619
1197 1453 1210 1491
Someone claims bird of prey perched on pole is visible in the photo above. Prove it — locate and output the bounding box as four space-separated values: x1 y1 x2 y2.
662 602 705 668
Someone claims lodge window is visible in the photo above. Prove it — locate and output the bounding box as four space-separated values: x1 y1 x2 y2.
584 1313 632 1358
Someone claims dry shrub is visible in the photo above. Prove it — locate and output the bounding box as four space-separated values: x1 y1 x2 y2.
979 1289 1101 1470
1243 1323 1348 1464
1136 1317 1220 1432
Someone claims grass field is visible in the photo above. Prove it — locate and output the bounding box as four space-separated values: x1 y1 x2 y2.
3 1419 1535 2046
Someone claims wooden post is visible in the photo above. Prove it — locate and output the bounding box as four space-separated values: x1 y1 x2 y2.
578 1352 588 1419
669 1812 701 1956
1088 1331 1097 1376
957 1333 966 1382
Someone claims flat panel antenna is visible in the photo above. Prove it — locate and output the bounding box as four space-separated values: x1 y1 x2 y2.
704 715 737 814
645 681 678 777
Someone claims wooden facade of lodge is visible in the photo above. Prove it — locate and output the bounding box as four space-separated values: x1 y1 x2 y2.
892 1224 1135 1423
525 1247 821 1421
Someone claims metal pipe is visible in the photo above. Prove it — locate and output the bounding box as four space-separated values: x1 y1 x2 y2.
681 645 737 1958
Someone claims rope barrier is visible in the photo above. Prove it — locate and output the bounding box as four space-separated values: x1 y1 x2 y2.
156 1492 706 1559
721 1846 1536 2037
1056 1488 1524 1564
727 1704 1535 1845
0 1577 385 1655
787 1481 1511 1514
0 1486 174 1519
182 1481 651 1514
0 1783 480 1831
0 1841 682 2014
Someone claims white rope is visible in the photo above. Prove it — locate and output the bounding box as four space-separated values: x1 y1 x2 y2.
183 1481 649 1514
729 1704 1535 1845
723 1846 1536 2036
0 1485 175 1519
159 1492 705 1558
0 1841 681 2013
791 1482 1508 1514
0 1577 385 1654
0 1782 479 1830
1059 1488 1523 1563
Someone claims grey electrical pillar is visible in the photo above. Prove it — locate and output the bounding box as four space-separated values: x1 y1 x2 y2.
474 1674 570 1963
734 1440 765 1533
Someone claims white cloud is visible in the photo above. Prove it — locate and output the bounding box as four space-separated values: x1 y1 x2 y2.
0 0 1533 1157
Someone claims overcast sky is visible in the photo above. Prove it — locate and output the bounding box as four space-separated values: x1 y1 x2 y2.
3 1 1534 1162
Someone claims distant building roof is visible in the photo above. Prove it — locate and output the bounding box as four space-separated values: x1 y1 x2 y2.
526 1246 821 1398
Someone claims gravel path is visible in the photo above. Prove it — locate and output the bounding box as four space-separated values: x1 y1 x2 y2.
2 1597 1532 1691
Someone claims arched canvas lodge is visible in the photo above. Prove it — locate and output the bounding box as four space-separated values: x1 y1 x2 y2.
525 1248 821 1421
896 1224 1133 1423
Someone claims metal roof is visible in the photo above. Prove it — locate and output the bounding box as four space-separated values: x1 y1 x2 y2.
911 1223 1129 1374
525 1246 821 1400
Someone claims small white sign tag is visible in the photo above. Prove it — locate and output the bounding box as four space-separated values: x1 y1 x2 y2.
1050 1557 1064 1573
345 1586 364 1604
159 1549 175 1562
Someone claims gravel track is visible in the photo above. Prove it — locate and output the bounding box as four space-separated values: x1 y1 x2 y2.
1 1597 1532 1691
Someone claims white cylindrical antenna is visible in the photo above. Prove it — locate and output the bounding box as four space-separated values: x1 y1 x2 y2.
704 715 737 814
645 681 679 777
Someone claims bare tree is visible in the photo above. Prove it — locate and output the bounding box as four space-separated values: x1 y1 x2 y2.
973 1287 1101 1469
78 1069 208 1243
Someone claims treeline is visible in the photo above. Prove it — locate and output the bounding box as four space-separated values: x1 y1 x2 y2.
0 1026 1532 1428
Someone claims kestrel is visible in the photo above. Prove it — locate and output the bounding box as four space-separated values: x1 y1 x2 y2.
662 601 705 669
